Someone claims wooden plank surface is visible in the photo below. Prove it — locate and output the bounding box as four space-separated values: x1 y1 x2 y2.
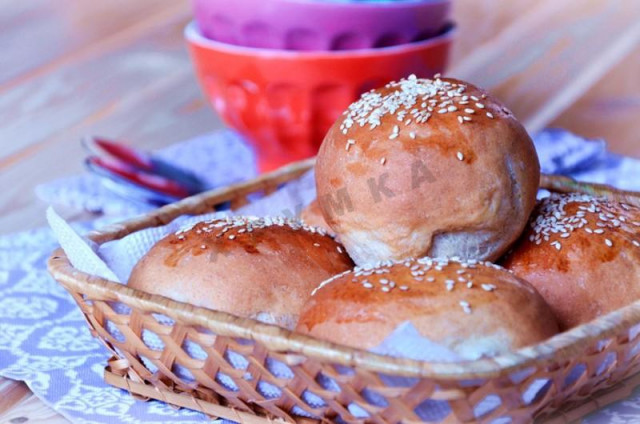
450 0 640 142
0 0 221 233
0 1 638 423
0 378 69 424
0 1 188 86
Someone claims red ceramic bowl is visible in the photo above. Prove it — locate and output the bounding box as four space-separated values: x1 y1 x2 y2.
186 22 454 171
193 0 451 51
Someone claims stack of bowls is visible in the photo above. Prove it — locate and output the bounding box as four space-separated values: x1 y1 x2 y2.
186 0 454 171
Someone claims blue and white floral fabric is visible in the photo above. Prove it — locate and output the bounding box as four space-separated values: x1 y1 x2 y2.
1 129 640 423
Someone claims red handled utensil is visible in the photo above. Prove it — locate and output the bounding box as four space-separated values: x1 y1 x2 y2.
83 137 207 204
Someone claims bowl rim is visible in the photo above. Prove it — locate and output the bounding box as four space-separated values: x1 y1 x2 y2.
184 21 456 59
194 0 451 11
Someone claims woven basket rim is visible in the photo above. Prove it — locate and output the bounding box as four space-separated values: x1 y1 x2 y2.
47 157 640 380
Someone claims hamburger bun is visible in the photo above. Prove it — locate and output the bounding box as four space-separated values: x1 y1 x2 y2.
129 216 354 329
297 257 558 359
315 75 540 265
502 193 640 329
300 199 334 236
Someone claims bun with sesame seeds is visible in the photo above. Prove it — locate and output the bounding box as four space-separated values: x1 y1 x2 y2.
502 193 640 330
315 75 540 266
300 199 335 237
128 216 354 329
296 258 558 359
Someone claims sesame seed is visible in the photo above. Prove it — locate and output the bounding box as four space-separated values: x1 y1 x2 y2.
228 235 236 240
457 152 465 161
605 239 613 247
363 282 373 289
380 157 386 165
426 277 436 283
486 112 494 119
464 108 475 114
438 109 447 114
594 229 605 234
460 301 472 314
457 116 464 124
481 284 496 292
313 243 321 247
633 240 640 247
389 133 399 140
409 132 416 139
463 116 472 121
200 244 207 249
393 125 399 134
399 285 409 291
471 95 479 101
476 103 485 109
448 105 458 112
381 286 391 292
467 282 473 288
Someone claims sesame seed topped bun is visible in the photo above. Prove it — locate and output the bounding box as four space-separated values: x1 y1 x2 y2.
502 193 640 330
315 75 540 265
296 257 559 359
300 199 334 237
128 216 354 329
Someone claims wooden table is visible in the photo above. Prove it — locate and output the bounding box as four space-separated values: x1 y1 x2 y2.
0 1 638 422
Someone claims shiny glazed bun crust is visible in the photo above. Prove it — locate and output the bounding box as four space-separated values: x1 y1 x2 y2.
128 216 354 329
315 75 540 265
502 193 640 330
300 199 334 236
297 257 559 359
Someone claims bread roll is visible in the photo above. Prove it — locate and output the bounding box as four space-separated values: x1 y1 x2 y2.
315 75 540 265
502 193 640 329
300 199 334 236
297 257 558 359
129 216 354 329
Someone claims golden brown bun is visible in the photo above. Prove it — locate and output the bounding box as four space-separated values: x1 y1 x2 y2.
502 193 640 330
297 257 558 359
300 199 334 236
128 216 354 329
315 75 540 265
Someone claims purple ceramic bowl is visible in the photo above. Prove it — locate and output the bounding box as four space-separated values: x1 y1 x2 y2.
192 0 451 51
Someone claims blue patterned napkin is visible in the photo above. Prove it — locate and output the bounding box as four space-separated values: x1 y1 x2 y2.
2 129 640 423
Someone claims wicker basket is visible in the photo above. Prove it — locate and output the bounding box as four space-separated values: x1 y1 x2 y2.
47 158 640 424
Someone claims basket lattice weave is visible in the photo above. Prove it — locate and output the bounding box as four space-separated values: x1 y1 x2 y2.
47 159 640 424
